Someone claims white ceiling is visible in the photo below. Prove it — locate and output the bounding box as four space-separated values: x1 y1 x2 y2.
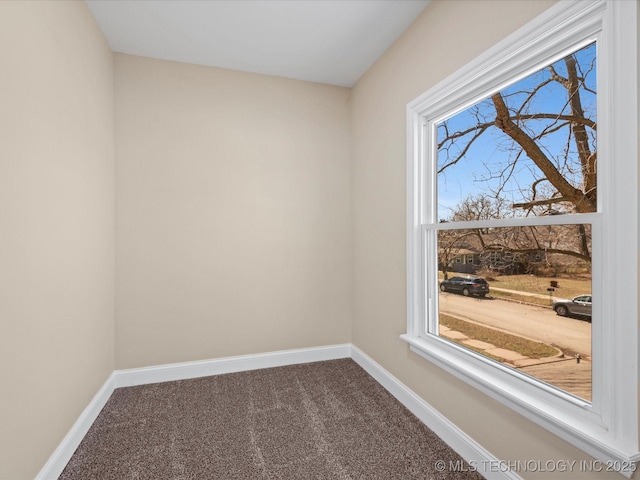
86 0 429 87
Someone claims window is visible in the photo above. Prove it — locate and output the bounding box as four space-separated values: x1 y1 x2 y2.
404 0 638 473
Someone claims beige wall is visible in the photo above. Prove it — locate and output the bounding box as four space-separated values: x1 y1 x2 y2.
351 0 627 478
2 0 636 478
114 55 352 369
0 1 115 479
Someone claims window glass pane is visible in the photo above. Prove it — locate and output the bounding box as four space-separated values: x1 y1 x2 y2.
437 225 592 401
437 43 597 221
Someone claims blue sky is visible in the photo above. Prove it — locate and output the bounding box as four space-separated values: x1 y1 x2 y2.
436 42 597 221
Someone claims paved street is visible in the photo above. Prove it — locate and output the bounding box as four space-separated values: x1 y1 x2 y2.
438 292 591 358
518 359 592 401
438 291 592 401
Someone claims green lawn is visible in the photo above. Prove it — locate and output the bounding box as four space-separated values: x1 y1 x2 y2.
438 272 591 307
486 273 591 298
440 313 559 359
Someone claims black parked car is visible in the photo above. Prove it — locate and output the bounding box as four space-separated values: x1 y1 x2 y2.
553 294 592 319
439 276 489 297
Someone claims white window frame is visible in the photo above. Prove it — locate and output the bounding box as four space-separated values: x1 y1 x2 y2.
403 0 639 474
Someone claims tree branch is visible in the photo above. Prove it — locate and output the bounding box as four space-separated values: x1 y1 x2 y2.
512 197 569 209
488 247 591 263
564 55 597 201
491 92 593 213
438 125 490 173
514 113 596 130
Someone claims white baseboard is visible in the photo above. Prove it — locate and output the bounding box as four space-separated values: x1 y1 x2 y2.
351 345 521 480
36 344 351 479
38 343 512 480
36 372 116 480
113 344 352 388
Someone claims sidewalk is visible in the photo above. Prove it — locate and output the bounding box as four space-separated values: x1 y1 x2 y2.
439 323 591 400
439 324 563 367
490 287 556 300
439 294 591 400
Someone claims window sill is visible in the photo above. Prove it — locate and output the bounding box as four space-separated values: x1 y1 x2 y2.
400 333 640 477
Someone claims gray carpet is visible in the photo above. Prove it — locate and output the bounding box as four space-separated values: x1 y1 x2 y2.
59 359 483 479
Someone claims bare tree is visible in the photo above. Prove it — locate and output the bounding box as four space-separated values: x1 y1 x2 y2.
445 194 592 275
438 43 597 218
449 194 511 222
438 228 475 279
437 44 596 270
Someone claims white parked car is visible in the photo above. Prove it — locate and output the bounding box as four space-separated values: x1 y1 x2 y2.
553 294 592 320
